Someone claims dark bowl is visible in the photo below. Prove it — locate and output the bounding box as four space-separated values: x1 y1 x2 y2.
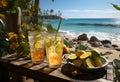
66 56 109 72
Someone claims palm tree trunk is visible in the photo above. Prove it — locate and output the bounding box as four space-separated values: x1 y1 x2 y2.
6 13 18 34
34 0 40 23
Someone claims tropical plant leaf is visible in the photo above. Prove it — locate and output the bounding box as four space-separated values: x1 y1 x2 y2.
115 69 120 77
52 0 54 2
46 24 57 33
112 3 120 11
0 39 10 56
77 44 87 51
114 59 120 69
16 41 30 57
64 39 73 48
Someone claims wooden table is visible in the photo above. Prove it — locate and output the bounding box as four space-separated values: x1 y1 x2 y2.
0 53 114 82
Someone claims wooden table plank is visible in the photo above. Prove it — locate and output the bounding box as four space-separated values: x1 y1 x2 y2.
0 54 114 82
0 60 72 82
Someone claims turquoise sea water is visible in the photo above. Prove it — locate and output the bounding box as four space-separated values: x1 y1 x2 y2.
43 18 120 41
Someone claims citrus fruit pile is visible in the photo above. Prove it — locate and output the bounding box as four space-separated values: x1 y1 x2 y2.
68 50 104 68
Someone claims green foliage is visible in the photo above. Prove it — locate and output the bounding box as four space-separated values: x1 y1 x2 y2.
0 0 57 58
114 59 120 69
0 18 11 56
112 3 120 11
77 44 87 51
16 41 30 57
64 39 73 48
52 0 54 2
0 39 10 56
46 24 57 33
0 0 31 13
113 59 120 81
114 69 120 79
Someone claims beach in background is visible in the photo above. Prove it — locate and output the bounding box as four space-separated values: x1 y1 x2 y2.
42 18 120 61
44 18 120 42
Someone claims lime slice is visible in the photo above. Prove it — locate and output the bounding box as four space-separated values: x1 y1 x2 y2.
72 59 82 66
86 58 95 68
34 41 41 48
91 49 101 57
68 54 77 61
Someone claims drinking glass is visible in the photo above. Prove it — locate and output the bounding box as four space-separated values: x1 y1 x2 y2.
45 32 64 68
28 31 45 64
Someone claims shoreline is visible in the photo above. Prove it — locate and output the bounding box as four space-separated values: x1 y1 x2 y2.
63 31 120 42
46 18 120 42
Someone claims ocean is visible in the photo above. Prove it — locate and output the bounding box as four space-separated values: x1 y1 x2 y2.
43 18 120 42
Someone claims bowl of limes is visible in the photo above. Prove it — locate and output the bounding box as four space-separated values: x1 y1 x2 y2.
67 50 108 72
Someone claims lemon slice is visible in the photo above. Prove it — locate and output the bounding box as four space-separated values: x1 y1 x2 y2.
55 42 63 54
76 50 85 57
45 37 52 47
63 44 70 54
80 52 91 59
35 34 41 41
34 41 41 48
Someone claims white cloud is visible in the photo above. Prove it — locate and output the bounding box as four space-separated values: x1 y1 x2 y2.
64 9 119 13
62 9 120 18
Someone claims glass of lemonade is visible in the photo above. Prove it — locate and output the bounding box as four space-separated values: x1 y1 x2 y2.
45 32 64 68
28 31 45 64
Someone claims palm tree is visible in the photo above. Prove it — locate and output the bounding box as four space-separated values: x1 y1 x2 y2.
38 0 54 19
58 10 62 17
46 9 49 15
50 9 54 15
43 9 46 15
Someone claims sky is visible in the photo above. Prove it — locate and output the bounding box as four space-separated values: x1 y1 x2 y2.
40 0 120 18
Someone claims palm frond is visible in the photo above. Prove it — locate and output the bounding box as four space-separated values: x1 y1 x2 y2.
112 3 120 11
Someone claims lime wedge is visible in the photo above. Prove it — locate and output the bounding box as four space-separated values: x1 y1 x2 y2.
72 59 82 66
68 54 77 61
86 58 95 68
